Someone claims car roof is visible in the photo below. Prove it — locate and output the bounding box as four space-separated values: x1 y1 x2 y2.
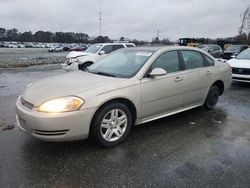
95 43 134 46
122 45 205 52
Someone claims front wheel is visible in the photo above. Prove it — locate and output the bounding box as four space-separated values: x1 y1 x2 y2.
204 85 220 110
92 103 132 147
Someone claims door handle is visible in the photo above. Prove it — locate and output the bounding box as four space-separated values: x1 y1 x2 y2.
175 76 183 82
206 71 212 75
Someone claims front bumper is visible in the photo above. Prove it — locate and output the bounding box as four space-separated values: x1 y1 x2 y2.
15 96 96 141
61 61 79 72
232 74 250 83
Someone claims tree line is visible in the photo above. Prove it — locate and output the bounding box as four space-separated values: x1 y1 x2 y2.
0 28 109 43
1 27 249 46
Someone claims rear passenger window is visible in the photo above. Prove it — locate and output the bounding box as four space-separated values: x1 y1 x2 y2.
151 51 180 73
204 55 215 66
113 45 124 50
126 44 135 48
181 50 205 70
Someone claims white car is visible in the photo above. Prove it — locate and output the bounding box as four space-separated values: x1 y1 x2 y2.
48 46 63 52
227 48 250 83
16 46 231 147
62 43 136 71
8 44 18 48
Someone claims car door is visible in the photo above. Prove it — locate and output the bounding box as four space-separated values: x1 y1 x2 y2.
180 50 213 107
141 50 186 119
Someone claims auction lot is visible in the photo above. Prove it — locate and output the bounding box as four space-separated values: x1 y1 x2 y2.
0 69 250 187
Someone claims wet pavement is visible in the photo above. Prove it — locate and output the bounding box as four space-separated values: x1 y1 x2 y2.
0 70 250 187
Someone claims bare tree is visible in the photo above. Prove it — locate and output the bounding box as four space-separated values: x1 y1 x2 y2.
239 5 250 36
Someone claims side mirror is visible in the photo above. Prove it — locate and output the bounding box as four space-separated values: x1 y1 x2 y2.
149 68 167 77
99 50 105 55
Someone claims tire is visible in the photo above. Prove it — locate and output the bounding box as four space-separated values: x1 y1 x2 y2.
78 62 93 70
204 85 220 110
92 103 132 147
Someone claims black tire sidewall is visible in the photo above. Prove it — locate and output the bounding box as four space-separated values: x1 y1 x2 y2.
205 85 220 110
92 103 132 147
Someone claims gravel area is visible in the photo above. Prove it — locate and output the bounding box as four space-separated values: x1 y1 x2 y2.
0 48 67 68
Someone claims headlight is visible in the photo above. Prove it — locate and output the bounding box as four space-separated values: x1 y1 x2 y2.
38 96 84 113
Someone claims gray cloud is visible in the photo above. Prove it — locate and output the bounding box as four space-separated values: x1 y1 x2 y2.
0 0 249 40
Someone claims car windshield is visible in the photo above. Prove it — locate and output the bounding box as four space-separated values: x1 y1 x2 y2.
87 49 155 78
225 45 242 52
85 44 103 54
236 48 250 60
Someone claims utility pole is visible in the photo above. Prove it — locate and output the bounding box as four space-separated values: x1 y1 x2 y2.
99 0 102 36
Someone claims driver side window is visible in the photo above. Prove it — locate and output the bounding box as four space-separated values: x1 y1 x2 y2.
151 51 180 73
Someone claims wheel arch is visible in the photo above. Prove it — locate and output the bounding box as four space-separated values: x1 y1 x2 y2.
89 97 137 134
78 61 93 70
82 61 94 65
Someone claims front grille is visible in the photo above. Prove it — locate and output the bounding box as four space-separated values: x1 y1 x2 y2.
20 98 34 110
33 129 69 136
233 77 250 81
232 67 250 75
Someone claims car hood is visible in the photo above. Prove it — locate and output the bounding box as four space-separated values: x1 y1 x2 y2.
21 71 126 106
66 51 92 58
227 58 250 69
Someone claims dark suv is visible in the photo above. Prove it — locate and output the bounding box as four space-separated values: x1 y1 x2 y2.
223 45 248 60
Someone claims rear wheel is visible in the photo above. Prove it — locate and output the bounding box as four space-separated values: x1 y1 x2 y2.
92 103 132 147
204 85 220 110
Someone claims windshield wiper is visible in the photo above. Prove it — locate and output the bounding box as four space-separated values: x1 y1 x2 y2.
94 71 117 77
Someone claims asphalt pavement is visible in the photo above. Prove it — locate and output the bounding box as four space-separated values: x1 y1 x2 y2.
0 70 250 188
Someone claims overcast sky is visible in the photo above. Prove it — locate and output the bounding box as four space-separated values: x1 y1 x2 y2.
0 0 249 41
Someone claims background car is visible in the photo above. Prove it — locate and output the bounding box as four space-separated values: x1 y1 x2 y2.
8 44 18 48
198 44 223 58
48 46 63 52
227 48 250 83
62 43 136 71
17 44 25 48
62 45 71 51
69 45 88 52
223 45 248 60
16 46 231 147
